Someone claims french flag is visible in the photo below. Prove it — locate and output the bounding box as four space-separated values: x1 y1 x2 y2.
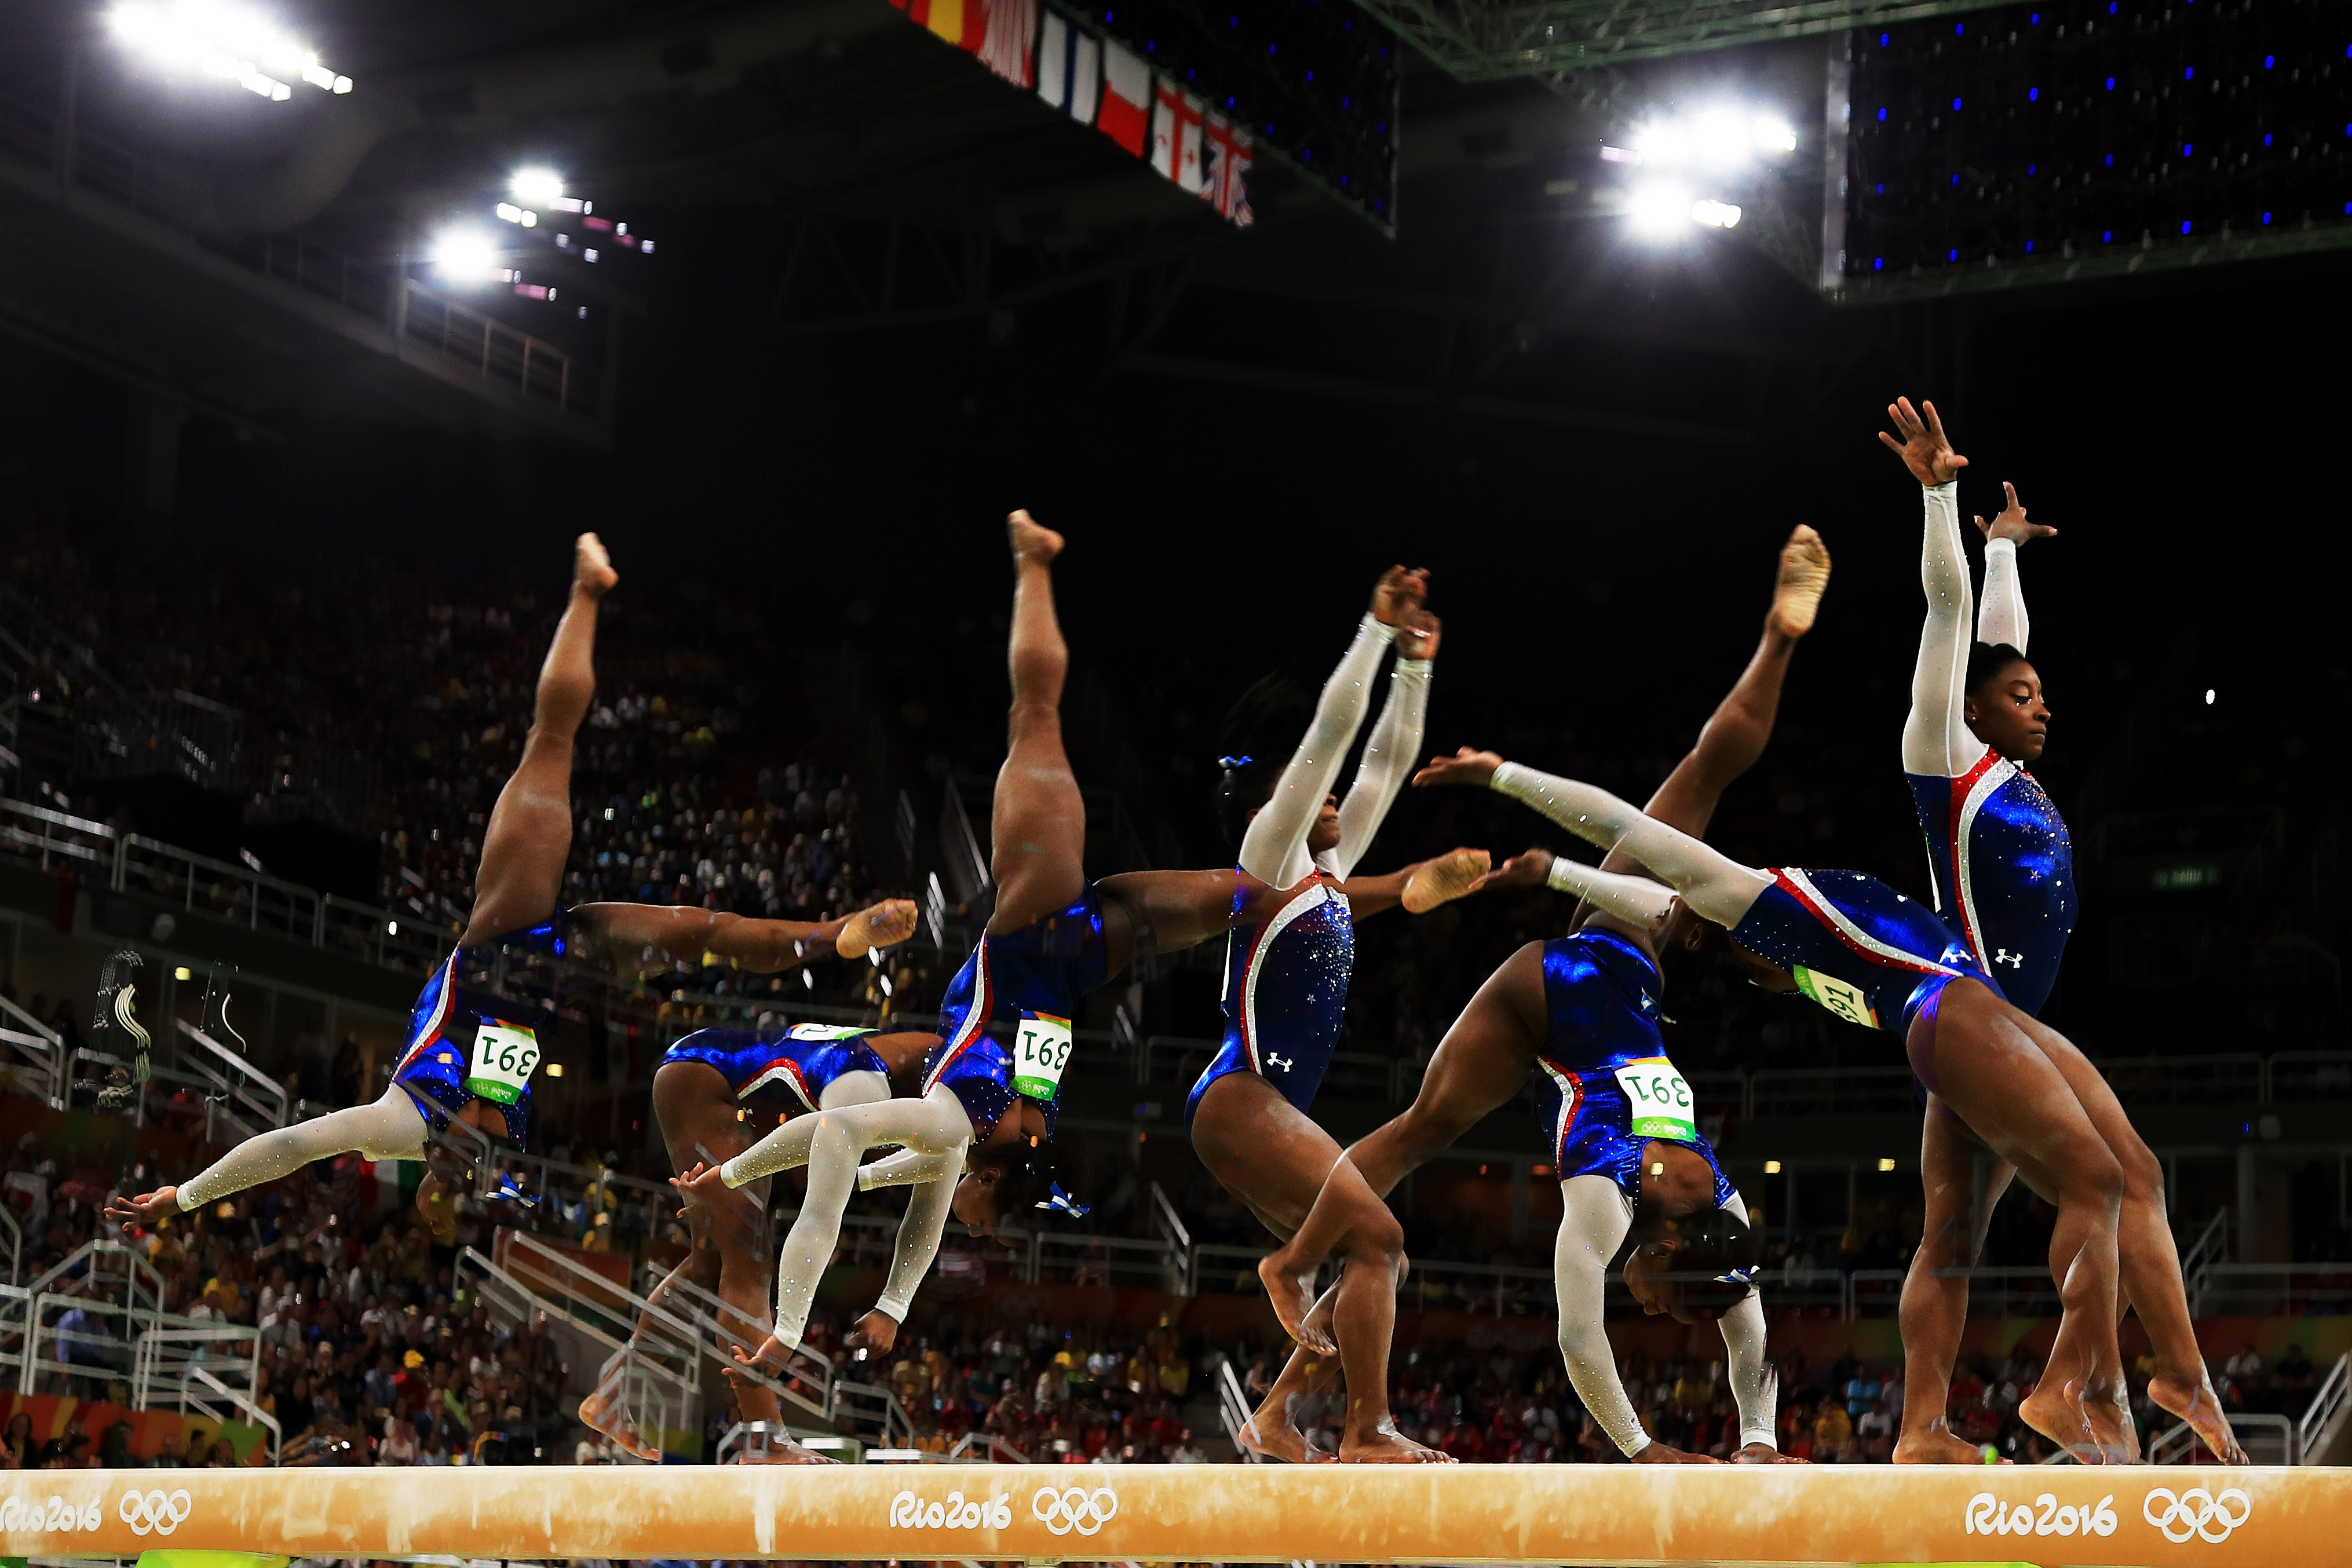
1036 6 1099 123
1096 36 1151 155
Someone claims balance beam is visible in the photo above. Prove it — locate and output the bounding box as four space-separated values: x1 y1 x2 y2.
2 1463 2336 1565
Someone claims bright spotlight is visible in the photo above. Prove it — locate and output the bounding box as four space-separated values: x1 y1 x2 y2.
1627 184 1693 235
429 226 505 284
1630 104 1796 169
1690 198 1743 229
108 0 350 98
510 167 565 206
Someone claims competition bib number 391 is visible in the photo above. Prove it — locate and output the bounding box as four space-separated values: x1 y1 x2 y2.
1613 1057 1698 1142
1012 1013 1073 1101
1792 966 1881 1029
466 1022 540 1105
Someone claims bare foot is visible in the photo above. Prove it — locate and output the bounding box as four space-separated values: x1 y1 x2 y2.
836 898 919 960
739 1431 838 1465
575 532 619 598
846 1307 900 1357
2148 1369 2246 1464
1632 1441 1721 1464
1297 1286 1338 1359
1008 509 1063 564
1237 1413 1328 1465
1401 848 1491 913
2086 1381 2141 1464
1338 1418 1455 1464
1258 1253 1335 1354
1772 524 1831 637
2018 1378 2099 1461
1894 1421 2006 1465
579 1369 663 1462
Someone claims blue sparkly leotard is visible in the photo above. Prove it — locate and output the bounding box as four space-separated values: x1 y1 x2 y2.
1729 868 2001 1053
663 1024 890 1111
1527 927 1733 1205
923 883 1109 1138
1185 871 1354 1132
390 912 574 1150
1907 750 2076 1016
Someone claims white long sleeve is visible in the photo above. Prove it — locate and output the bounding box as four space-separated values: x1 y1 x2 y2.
1714 1191 1779 1450
1901 483 1988 778
1239 615 1394 890
1493 763 1771 929
1976 537 2029 653
1555 1176 1648 1456
178 1087 426 1209
1326 655 1430 881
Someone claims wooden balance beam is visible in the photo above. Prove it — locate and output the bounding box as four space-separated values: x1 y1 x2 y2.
2 1462 2339 1565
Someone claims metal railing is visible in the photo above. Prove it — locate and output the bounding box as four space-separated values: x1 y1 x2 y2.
130 1324 276 1462
0 1205 17 1285
0 992 65 1109
2149 1411 2294 1465
174 1019 290 1131
1218 1355 1260 1463
2300 1353 2351 1464
399 283 591 416
2181 1209 2232 1318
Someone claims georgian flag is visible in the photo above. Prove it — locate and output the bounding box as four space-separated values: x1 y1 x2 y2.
1036 6 1099 123
1096 36 1151 155
1151 77 1208 195
1204 109 1254 224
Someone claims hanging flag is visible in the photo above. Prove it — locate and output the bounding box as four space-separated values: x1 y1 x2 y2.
1204 110 1255 224
1096 37 1151 155
1036 6 1099 123
1151 77 1208 195
975 0 1037 88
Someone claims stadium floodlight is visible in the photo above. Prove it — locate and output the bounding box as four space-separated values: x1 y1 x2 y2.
1627 185 1742 236
494 202 539 228
510 167 565 206
1690 199 1743 229
108 0 352 99
428 226 506 284
1628 105 1796 169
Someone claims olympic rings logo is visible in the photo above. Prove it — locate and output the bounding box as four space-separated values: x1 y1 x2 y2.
1030 1485 1119 1537
118 1489 194 1537
2143 1487 2252 1545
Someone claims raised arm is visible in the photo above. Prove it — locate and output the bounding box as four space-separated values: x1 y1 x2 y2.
1237 568 1422 889
571 897 918 968
1328 615 1436 881
1974 480 2055 653
1878 397 1984 778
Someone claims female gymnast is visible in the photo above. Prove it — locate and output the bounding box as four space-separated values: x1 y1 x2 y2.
1878 397 2237 1463
1417 748 2140 1461
1253 525 1829 1464
103 538 917 1454
683 520 1485 1441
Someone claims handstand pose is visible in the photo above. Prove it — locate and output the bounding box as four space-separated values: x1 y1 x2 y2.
1878 397 2236 1464
1255 527 1829 1464
106 534 627 1242
686 519 1485 1423
1417 748 2136 1461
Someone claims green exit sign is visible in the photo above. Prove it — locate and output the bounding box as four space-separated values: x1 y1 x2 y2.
2152 863 2223 891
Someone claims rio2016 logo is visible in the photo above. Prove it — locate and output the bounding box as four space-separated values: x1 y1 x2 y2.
1965 1493 2119 1538
889 1489 1011 1531
0 1495 106 1534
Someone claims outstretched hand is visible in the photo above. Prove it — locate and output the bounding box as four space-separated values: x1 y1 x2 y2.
837 898 920 959
670 1159 736 1214
1369 565 1430 627
104 1186 180 1234
1473 847 1553 892
1411 747 1502 790
1975 481 2055 547
1876 396 1968 486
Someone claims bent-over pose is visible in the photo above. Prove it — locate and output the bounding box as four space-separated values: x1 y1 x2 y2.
1419 749 2139 1462
1878 397 2235 1464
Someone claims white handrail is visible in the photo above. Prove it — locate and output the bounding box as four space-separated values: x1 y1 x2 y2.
174 1018 291 1129
2299 1353 2351 1464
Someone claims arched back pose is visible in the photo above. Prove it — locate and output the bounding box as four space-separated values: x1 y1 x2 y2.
1418 748 2136 1462
105 534 626 1242
1879 398 2236 1464
1255 527 1829 1464
1184 565 1455 1465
